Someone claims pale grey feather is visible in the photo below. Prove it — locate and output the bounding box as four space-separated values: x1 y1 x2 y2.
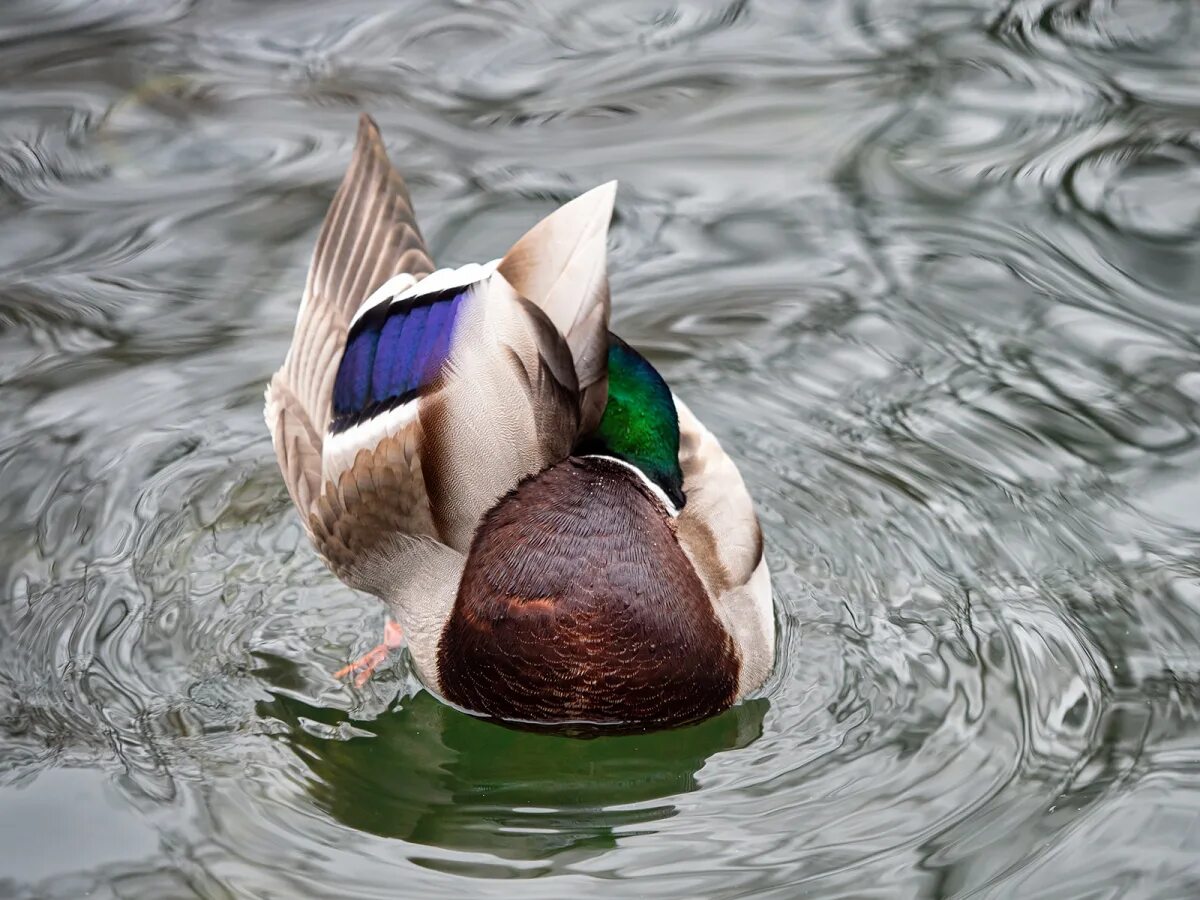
673 396 775 698
419 277 582 551
497 181 616 434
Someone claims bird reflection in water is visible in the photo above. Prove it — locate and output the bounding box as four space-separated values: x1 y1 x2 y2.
256 655 767 865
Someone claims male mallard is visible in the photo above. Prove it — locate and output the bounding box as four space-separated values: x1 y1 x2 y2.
265 115 774 727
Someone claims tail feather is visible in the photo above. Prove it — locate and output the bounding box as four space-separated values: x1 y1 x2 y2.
497 181 616 434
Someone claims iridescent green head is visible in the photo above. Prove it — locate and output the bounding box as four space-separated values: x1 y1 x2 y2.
578 333 686 510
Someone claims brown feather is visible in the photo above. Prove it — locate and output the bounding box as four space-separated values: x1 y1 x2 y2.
266 113 436 531
310 430 437 591
437 456 740 726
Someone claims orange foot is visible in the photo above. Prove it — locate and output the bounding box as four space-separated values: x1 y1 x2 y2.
334 620 404 688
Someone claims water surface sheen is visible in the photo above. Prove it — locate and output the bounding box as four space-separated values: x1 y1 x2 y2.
2 1 1200 897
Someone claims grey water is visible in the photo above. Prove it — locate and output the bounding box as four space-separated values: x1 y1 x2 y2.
1 0 1199 897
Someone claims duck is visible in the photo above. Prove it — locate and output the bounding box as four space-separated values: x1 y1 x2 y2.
265 114 774 727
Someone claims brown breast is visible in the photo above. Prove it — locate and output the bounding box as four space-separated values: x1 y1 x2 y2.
437 455 740 726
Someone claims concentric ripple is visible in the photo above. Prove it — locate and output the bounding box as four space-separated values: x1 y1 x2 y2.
2 0 1200 898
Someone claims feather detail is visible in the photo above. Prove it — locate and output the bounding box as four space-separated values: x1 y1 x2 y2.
673 395 762 592
302 114 433 327
418 276 582 551
263 379 323 524
497 181 616 434
348 260 498 329
671 395 775 697
266 113 436 530
310 427 438 584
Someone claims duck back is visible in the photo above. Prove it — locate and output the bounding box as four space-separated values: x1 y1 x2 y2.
437 456 739 726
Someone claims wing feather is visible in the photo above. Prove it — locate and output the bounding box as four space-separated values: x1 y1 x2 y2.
265 113 434 536
266 115 765 700
268 121 613 584
419 279 582 551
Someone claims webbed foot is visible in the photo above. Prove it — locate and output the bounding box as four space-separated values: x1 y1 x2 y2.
334 620 404 687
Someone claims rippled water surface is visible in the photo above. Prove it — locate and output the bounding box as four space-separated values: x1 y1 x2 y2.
2 1 1200 896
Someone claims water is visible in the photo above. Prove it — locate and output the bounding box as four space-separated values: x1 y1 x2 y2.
1 0 1199 896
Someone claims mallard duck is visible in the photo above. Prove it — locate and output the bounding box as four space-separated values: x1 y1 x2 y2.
265 115 774 727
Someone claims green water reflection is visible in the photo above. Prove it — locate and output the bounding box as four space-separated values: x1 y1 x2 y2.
258 681 767 862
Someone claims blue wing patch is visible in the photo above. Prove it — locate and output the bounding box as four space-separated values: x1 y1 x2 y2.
330 286 469 434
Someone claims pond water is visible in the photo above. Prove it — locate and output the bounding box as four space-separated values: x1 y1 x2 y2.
2 0 1200 897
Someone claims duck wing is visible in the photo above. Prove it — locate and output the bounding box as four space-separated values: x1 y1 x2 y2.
264 114 432 524
266 116 616 592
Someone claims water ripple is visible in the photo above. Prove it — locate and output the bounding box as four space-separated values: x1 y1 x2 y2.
1 0 1200 897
